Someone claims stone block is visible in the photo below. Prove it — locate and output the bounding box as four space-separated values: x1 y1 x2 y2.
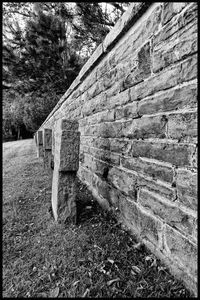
106 88 130 110
129 140 196 167
38 146 44 158
119 198 141 236
91 148 120 166
44 150 53 170
122 41 151 90
121 156 173 183
153 18 197 73
96 58 110 80
162 2 195 26
167 111 197 141
107 166 137 199
55 130 80 172
129 63 181 102
79 110 115 127
115 102 138 120
163 224 197 278
93 175 112 203
52 170 77 223
82 93 107 117
179 54 197 83
83 121 122 138
121 114 168 139
87 81 102 100
137 174 176 201
61 120 79 131
43 128 52 150
138 205 163 248
137 82 197 116
109 138 132 155
176 168 197 211
78 165 93 186
102 67 118 90
139 188 196 237
37 131 43 145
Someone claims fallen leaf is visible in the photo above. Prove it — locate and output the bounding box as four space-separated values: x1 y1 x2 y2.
82 288 89 297
145 255 153 261
49 287 59 298
72 280 80 286
133 242 143 250
131 266 141 274
107 258 114 264
107 278 120 286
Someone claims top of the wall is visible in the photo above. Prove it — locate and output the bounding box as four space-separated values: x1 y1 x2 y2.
39 2 152 129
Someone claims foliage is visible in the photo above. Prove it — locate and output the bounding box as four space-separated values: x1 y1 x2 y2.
3 2 129 136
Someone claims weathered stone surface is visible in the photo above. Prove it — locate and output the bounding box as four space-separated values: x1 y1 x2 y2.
162 2 194 26
90 148 120 166
78 165 93 186
79 109 115 127
167 111 197 141
129 140 196 167
121 114 168 139
137 175 176 201
61 120 79 131
52 169 77 223
43 150 52 170
82 93 107 117
107 166 137 199
121 156 173 183
37 131 43 145
43 128 52 150
137 82 197 116
153 17 197 73
122 41 151 90
55 130 80 172
119 198 141 236
129 63 181 102
82 121 122 138
138 205 163 248
176 168 197 211
163 224 197 277
102 67 118 91
139 188 196 237
179 54 197 83
51 119 80 223
115 102 138 120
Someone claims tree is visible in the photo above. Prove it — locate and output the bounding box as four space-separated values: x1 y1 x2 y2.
3 2 129 136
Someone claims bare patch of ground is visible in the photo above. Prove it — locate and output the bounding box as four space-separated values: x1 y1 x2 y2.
3 139 194 298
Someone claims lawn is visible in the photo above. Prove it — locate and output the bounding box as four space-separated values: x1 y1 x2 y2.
3 139 194 298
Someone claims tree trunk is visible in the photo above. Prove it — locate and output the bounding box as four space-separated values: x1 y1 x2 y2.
17 127 20 140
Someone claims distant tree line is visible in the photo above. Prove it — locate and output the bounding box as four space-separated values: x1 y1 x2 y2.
3 2 129 140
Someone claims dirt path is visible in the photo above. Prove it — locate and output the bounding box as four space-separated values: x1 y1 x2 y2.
3 139 193 298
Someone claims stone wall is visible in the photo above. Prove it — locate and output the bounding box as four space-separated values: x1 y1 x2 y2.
37 3 197 295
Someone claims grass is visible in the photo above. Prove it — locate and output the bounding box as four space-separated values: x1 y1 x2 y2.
3 140 195 298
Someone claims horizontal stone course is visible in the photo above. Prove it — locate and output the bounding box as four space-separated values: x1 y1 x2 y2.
138 188 196 238
137 82 197 116
121 156 173 183
163 224 197 278
153 16 197 73
176 168 197 211
167 110 197 141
